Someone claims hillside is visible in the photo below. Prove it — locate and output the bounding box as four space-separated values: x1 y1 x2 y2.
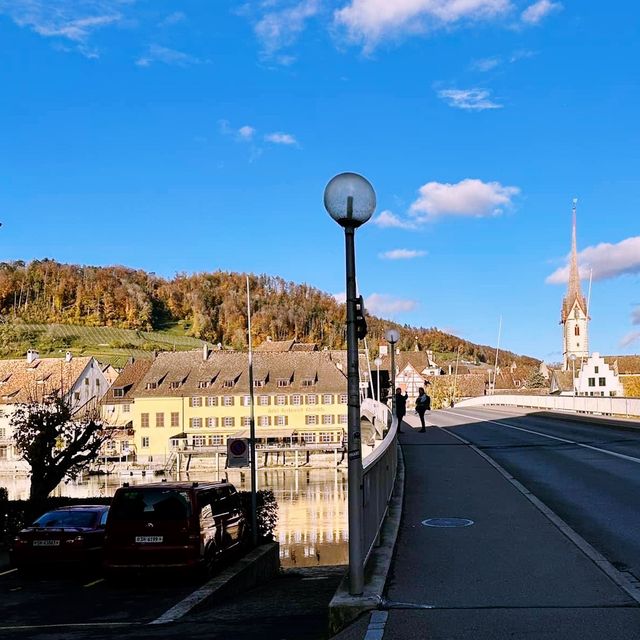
0 260 540 367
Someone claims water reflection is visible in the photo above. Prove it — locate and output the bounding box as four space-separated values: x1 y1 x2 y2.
1 468 348 568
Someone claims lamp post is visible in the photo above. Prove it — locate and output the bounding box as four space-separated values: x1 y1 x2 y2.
570 353 577 396
374 357 382 402
324 171 376 596
385 328 400 416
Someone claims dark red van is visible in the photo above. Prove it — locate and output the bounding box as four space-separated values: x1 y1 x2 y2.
103 481 247 576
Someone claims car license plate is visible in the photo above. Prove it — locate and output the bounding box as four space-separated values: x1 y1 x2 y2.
135 536 163 544
33 540 60 547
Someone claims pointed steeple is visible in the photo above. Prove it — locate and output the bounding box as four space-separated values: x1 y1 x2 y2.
561 198 587 322
568 198 582 300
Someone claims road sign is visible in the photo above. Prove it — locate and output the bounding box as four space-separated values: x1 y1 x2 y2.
227 438 250 468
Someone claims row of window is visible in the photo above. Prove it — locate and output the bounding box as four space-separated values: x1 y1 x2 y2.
189 393 347 407
138 431 342 449
587 377 607 387
140 411 347 428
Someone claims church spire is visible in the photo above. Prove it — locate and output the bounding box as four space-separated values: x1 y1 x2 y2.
568 198 582 299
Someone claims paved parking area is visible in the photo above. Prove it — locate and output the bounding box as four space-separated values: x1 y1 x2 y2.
0 564 344 639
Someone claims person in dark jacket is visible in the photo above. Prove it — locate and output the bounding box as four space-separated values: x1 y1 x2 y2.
394 387 408 433
415 387 431 432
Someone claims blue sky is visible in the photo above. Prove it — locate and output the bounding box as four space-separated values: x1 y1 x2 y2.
1 1 639 362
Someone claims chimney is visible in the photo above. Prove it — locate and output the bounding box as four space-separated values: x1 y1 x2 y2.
203 343 210 361
26 349 39 364
414 336 419 351
379 345 388 357
65 351 73 363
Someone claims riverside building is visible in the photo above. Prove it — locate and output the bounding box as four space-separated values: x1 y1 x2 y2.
109 346 349 465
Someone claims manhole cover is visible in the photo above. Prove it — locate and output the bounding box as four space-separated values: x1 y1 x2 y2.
422 517 474 528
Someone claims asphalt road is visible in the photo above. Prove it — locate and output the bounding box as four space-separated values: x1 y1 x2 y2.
432 406 640 582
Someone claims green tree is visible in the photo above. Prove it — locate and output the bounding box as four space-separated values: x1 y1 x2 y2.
11 398 110 507
527 371 547 389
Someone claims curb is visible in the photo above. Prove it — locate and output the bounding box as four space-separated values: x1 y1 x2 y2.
150 542 280 625
328 445 405 635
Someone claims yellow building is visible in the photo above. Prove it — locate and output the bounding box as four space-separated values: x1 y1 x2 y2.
109 346 349 464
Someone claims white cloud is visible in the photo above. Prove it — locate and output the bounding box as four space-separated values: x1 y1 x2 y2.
254 0 320 61
219 120 259 143
620 332 640 348
136 45 202 67
371 209 416 229
334 0 511 52
521 0 562 25
364 293 418 316
0 0 127 55
545 236 640 284
238 125 256 141
333 291 346 304
632 307 640 326
409 179 520 221
379 249 427 260
264 132 298 145
471 56 501 72
159 11 186 27
437 88 502 110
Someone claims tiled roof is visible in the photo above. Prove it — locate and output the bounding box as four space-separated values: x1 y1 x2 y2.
0 356 94 404
377 351 441 374
254 339 295 352
134 349 348 398
603 355 640 375
101 358 153 404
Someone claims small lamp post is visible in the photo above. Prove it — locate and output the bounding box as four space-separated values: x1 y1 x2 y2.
374 357 382 402
570 353 577 395
324 171 376 596
385 328 400 416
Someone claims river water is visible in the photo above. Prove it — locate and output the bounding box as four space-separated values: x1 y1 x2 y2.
0 468 348 568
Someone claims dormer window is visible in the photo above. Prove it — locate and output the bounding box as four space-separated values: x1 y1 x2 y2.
169 381 182 389
197 381 210 389
277 379 289 387
253 380 265 388
301 378 315 387
146 382 158 390
223 380 235 388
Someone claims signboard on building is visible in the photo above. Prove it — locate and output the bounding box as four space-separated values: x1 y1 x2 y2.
227 438 250 468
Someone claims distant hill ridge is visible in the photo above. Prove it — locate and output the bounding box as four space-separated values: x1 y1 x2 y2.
0 259 539 367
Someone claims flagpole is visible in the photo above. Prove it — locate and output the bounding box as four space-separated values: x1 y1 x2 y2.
246 276 258 546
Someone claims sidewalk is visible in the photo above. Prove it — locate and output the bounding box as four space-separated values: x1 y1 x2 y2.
335 413 640 639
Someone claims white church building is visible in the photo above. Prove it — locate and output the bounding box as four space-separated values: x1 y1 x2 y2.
558 200 623 397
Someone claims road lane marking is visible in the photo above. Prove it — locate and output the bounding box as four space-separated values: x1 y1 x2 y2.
448 410 640 465
83 578 104 588
0 568 17 577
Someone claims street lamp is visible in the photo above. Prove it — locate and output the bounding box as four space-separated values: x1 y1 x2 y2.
324 171 376 596
570 353 577 395
385 328 400 416
374 357 382 402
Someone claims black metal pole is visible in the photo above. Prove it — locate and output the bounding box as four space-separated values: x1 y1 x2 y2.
345 223 364 596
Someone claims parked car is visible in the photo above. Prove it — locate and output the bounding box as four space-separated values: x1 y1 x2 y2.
103 481 247 577
11 505 110 569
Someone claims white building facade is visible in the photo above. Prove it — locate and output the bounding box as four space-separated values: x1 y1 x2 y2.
575 353 623 397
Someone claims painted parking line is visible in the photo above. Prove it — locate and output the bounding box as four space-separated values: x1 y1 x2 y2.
449 410 640 465
0 622 136 632
0 568 18 577
83 578 104 588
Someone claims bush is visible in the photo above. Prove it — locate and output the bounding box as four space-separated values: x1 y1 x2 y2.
239 489 278 543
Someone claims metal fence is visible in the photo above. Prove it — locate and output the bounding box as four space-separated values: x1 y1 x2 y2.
456 394 640 418
361 398 397 566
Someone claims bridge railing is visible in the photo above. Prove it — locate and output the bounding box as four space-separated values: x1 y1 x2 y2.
361 398 397 566
456 394 640 418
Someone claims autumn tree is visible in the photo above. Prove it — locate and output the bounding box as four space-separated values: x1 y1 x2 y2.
11 397 110 507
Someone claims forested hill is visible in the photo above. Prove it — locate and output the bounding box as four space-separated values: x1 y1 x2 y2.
0 260 539 366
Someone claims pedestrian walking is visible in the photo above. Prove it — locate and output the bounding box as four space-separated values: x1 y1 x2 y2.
395 387 408 433
415 387 431 432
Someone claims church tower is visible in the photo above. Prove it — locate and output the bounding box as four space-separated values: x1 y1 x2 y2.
561 199 589 370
